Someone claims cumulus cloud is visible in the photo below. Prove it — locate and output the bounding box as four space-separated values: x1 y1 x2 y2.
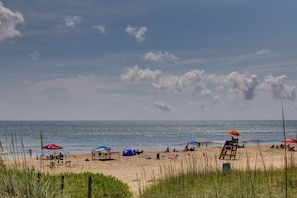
153 70 212 96
65 16 82 27
0 2 25 41
125 25 147 42
121 66 296 102
224 72 259 100
262 75 296 100
92 24 105 33
143 51 179 63
154 101 175 111
121 65 161 81
153 75 187 93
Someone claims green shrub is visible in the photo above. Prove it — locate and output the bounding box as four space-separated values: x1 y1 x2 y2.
58 172 132 198
0 166 132 198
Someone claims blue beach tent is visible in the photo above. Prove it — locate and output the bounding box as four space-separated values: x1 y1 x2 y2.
122 148 135 156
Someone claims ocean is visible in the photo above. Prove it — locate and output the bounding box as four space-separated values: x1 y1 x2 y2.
0 120 296 157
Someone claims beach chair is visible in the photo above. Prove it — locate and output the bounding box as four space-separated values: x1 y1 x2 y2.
65 161 72 167
173 154 178 159
288 147 295 151
47 161 55 168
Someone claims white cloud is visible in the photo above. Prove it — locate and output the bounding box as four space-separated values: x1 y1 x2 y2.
261 75 296 100
0 2 25 41
153 70 212 96
153 75 186 93
256 49 271 56
92 24 105 33
125 25 147 42
223 72 259 100
65 16 82 27
29 50 40 60
121 65 161 81
143 51 179 63
121 66 296 102
154 101 175 112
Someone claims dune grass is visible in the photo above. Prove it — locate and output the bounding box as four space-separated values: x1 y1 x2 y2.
139 166 297 197
0 164 132 197
139 151 297 198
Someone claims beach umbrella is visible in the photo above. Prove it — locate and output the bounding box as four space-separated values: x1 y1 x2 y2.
282 138 297 143
188 140 198 145
96 145 109 152
228 130 240 136
42 143 63 150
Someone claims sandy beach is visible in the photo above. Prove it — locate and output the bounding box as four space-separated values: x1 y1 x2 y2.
4 144 297 197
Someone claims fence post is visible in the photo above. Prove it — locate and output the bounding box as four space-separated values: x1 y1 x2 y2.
88 176 92 198
37 172 41 183
61 175 64 194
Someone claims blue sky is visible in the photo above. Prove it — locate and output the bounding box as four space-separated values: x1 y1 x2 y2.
1 0 297 120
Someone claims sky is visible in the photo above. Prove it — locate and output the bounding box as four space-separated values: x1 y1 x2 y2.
1 0 297 120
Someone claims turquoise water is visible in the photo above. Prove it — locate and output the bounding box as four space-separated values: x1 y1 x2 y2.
0 120 296 157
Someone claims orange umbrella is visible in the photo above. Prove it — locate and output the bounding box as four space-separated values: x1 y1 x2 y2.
282 138 297 143
228 130 240 136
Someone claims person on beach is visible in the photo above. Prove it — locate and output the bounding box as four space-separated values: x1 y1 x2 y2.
29 148 32 158
184 144 189 151
165 147 169 153
91 149 96 160
156 153 160 160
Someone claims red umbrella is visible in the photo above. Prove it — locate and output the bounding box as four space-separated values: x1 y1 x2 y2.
282 138 297 143
228 130 240 136
42 144 63 150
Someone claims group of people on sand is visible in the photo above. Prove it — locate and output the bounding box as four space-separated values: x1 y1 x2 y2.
271 144 295 151
184 144 196 151
184 142 208 151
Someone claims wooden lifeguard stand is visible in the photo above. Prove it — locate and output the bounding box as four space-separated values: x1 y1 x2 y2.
219 137 239 160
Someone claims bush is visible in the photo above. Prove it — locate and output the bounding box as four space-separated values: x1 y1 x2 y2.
59 172 132 198
0 166 132 198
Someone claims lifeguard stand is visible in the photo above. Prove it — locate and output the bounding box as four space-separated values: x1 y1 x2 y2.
219 137 238 160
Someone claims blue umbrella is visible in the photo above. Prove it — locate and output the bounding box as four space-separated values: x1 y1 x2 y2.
188 140 198 145
96 145 109 151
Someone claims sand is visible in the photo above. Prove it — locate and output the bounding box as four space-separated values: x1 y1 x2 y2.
3 144 297 197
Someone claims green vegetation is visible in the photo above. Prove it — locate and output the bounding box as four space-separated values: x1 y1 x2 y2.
2 154 296 198
139 161 297 198
59 172 132 197
0 164 132 197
